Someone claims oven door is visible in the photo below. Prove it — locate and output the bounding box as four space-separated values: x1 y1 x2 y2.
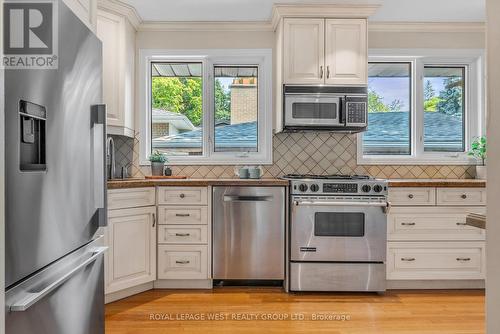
284 94 341 127
290 197 387 262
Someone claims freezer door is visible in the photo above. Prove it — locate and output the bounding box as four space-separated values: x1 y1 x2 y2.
5 239 106 334
5 2 104 287
212 186 285 280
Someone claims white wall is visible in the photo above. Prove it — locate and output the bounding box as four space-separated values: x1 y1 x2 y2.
369 31 485 49
486 0 500 332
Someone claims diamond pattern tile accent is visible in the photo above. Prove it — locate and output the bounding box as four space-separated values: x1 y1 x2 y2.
110 132 475 180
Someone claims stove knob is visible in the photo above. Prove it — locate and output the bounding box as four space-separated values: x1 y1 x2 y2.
310 184 320 192
373 184 383 193
361 184 371 193
298 183 308 192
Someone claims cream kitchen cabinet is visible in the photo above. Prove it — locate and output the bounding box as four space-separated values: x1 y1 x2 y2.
324 19 367 85
387 186 486 287
283 19 325 85
105 189 156 297
97 9 136 137
63 0 97 32
282 18 367 85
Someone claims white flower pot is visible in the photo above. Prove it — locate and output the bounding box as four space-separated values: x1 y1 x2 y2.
475 165 486 180
151 162 165 176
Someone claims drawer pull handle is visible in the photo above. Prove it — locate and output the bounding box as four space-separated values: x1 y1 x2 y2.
456 257 471 262
401 257 415 262
176 260 190 264
401 222 416 226
461 194 467 199
408 194 414 199
175 233 191 237
175 213 190 217
179 193 186 198
456 222 467 226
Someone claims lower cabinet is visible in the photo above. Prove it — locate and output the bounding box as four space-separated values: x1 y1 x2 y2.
157 245 209 280
105 205 156 294
387 186 486 286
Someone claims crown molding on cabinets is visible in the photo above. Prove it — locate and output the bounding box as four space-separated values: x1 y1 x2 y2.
97 0 142 30
271 4 381 30
368 21 486 33
138 21 273 32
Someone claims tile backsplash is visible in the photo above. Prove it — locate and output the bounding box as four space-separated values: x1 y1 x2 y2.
112 132 475 179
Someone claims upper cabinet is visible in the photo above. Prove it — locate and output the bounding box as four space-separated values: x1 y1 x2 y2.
97 9 136 138
283 19 325 85
324 19 367 85
63 0 97 32
282 18 367 86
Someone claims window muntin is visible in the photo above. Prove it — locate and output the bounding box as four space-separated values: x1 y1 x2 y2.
151 62 203 156
364 62 412 155
214 65 258 153
423 66 466 152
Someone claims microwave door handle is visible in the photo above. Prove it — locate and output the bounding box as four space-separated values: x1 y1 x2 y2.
339 97 346 125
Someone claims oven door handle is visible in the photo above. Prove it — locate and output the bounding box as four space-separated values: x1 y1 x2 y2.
293 200 388 207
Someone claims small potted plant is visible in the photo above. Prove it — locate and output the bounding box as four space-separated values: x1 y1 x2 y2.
468 136 486 179
149 150 168 176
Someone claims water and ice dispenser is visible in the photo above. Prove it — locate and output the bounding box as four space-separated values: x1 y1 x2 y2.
19 100 46 171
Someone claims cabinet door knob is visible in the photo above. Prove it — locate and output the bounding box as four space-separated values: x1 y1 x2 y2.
326 65 330 78
320 66 324 79
456 222 467 226
408 194 414 199
180 193 185 198
401 222 416 226
456 257 471 261
401 257 416 262
461 194 467 199
152 213 156 227
176 260 190 265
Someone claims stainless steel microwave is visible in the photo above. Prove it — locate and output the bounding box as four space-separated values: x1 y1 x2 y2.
283 85 368 132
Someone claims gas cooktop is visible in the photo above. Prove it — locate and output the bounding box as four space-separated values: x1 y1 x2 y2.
282 174 373 180
282 174 387 196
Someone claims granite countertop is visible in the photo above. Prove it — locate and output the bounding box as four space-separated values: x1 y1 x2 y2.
107 178 290 189
388 179 486 188
466 213 486 229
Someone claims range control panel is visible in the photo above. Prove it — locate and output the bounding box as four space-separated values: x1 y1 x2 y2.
323 183 358 193
289 179 387 196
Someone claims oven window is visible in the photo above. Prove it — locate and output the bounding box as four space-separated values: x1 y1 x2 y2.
314 213 365 237
292 103 337 119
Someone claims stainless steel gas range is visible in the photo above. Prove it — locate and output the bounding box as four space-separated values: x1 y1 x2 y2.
283 174 389 292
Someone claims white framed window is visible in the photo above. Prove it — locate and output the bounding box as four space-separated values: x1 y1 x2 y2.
139 49 273 165
357 49 485 165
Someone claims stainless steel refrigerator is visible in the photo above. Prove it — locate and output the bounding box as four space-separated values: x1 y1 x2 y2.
4 1 107 333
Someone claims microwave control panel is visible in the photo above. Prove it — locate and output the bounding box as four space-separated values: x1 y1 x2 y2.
346 102 367 124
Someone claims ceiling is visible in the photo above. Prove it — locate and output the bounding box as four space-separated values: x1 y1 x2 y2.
120 0 485 22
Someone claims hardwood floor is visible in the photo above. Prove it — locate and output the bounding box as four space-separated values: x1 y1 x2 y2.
105 288 485 334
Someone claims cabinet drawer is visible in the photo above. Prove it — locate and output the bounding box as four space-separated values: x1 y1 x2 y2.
388 207 486 241
157 245 208 279
157 206 208 225
387 242 485 280
108 188 156 210
158 225 208 244
436 188 486 206
157 187 208 205
388 187 436 206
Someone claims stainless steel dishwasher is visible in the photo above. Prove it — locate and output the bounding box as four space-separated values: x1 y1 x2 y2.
213 186 285 281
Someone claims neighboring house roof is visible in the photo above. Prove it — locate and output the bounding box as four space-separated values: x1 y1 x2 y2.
153 112 463 150
152 109 196 132
153 121 257 149
364 111 463 150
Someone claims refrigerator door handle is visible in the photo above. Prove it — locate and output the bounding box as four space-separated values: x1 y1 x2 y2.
91 105 107 227
10 246 108 312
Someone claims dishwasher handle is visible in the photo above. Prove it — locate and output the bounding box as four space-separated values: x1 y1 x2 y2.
223 195 274 202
